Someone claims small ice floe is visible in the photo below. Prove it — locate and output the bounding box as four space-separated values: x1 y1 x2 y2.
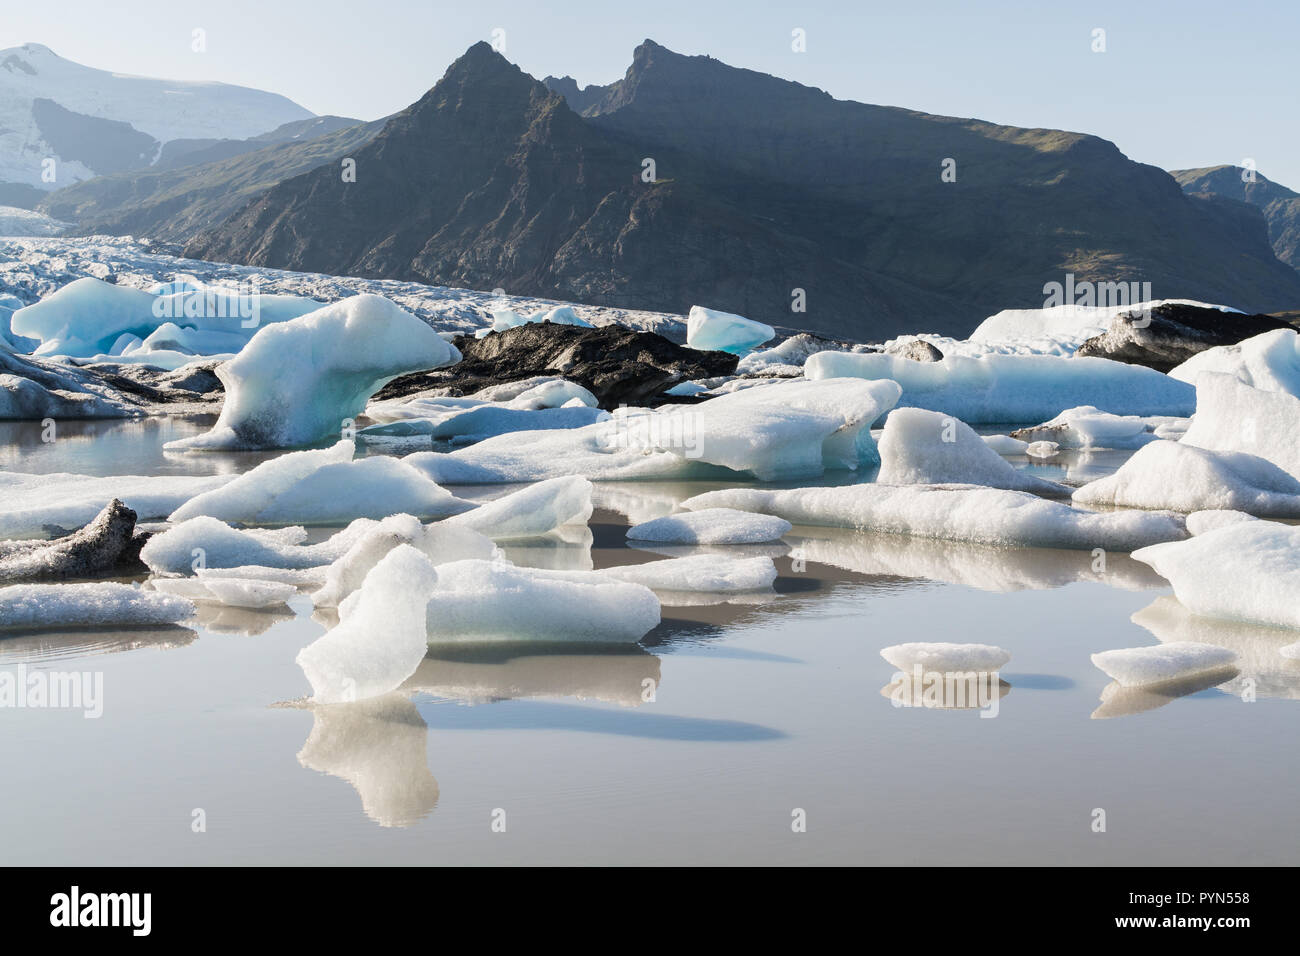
1091 668 1235 720
1169 328 1300 396
1009 405 1158 450
150 576 296 609
1090 641 1238 687
296 545 438 704
0 582 194 630
405 377 902 483
166 294 461 451
446 476 593 540
1024 441 1059 459
1282 642 1300 661
981 434 1029 455
804 350 1195 422
1185 510 1260 535
601 554 777 593
682 485 1188 551
876 408 1068 495
197 565 327 588
140 516 376 574
0 471 235 540
474 305 593 338
626 508 791 545
421 560 660 644
880 642 1011 673
1178 373 1300 479
686 305 775 355
311 514 497 608
1072 441 1300 516
1132 520 1300 631
169 440 473 525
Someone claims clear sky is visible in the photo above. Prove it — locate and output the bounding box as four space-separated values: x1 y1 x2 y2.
4 0 1296 189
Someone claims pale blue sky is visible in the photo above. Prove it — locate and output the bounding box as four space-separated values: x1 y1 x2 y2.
4 0 1296 188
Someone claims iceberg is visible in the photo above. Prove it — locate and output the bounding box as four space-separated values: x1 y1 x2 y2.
169 440 472 525
880 642 1011 673
804 351 1195 422
446 476 593 541
876 407 1068 495
969 299 1238 355
1090 641 1238 687
296 545 438 704
626 508 791 545
1072 441 1300 516
602 554 777 592
1179 373 1300 479
150 576 296 609
1169 328 1300 396
405 377 902 483
474 305 593 339
681 484 1187 551
140 516 375 575
686 306 775 355
421 560 660 644
981 434 1030 455
166 294 461 450
1132 520 1300 631
1009 405 1157 450
0 582 193 630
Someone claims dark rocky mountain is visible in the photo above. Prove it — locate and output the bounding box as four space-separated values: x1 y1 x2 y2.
154 115 363 171
186 41 1300 340
1171 165 1300 270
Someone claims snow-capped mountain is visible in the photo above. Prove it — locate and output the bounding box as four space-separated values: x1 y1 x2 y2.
0 43 313 189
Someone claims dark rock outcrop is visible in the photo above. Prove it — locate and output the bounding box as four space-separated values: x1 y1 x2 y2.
376 323 738 408
0 499 148 582
1075 303 1298 372
1172 165 1300 271
885 338 944 362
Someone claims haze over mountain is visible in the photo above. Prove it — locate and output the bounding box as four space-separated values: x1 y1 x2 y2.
0 42 312 191
1172 165 1300 272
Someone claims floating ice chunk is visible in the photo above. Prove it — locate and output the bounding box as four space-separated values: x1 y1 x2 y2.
664 381 710 397
405 377 902 483
804 351 1195 422
361 405 606 443
0 470 235 540
1282 642 1300 661
880 642 1011 673
1185 510 1260 535
140 517 375 574
982 434 1030 455
627 508 791 545
1090 641 1238 687
296 545 438 703
311 514 497 607
0 582 193 630
474 305 593 338
167 294 461 451
446 476 593 541
1024 441 1059 459
169 440 472 525
198 565 326 588
151 575 296 609
422 560 660 644
969 299 1237 354
1179 373 1300 479
1169 328 1300 396
686 306 775 355
1132 521 1300 630
1010 405 1158 450
876 408 1068 495
682 484 1187 551
1073 441 1300 516
602 554 777 592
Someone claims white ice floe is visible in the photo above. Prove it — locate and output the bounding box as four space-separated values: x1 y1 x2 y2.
1132 520 1300 631
420 560 660 644
981 434 1030 455
405 377 902 483
1282 643 1300 661
474 305 592 338
140 516 374 574
1072 441 1300 516
198 565 327 588
1024 441 1059 458
0 470 235 540
10 276 320 360
1179 373 1300 479
166 294 461 450
168 440 472 525
804 351 1195 422
876 408 1068 495
151 575 296 609
626 508 791 545
446 476 593 541
880 642 1011 673
311 514 497 607
1010 405 1158 450
1184 510 1260 536
968 299 1238 355
686 306 775 355
0 582 193 630
1169 328 1300 397
601 554 777 592
296 545 438 703
1090 641 1238 687
682 484 1187 551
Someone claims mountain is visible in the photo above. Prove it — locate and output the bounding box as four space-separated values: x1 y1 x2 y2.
181 41 1300 338
1171 165 1300 270
0 42 313 191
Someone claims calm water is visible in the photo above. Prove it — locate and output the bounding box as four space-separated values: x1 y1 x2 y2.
1 418 1297 865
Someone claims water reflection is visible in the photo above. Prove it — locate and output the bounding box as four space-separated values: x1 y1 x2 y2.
0 625 197 664
189 603 296 637
1091 667 1238 720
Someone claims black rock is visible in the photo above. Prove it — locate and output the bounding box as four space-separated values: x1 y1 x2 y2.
376 323 738 409
1075 302 1298 372
885 338 944 362
0 498 147 582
